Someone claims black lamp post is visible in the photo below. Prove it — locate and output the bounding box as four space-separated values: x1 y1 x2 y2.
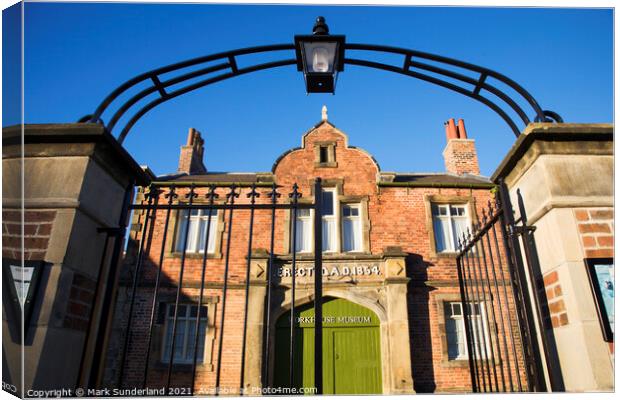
294 16 345 94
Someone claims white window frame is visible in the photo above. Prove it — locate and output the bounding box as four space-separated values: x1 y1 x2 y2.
289 188 346 254
432 203 469 253
321 188 338 253
161 304 208 364
445 301 489 361
175 209 218 254
293 208 313 253
341 204 362 252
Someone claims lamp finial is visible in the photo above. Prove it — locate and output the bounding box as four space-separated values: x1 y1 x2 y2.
313 16 329 35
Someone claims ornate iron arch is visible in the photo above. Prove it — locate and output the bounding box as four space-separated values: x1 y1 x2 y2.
84 42 562 143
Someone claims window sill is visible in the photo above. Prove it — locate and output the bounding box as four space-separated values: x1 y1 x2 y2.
281 252 380 261
435 251 459 259
441 358 470 368
442 357 494 368
314 161 338 168
167 252 222 260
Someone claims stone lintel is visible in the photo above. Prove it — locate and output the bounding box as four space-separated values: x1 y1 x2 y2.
277 253 383 262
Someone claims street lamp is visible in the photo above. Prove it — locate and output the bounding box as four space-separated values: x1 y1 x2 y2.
295 16 345 94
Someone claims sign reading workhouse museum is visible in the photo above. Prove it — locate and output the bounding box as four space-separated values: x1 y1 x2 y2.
282 314 378 327
277 263 381 278
296 315 372 324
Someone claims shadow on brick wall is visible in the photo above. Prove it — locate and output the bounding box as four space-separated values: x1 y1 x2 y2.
406 253 437 393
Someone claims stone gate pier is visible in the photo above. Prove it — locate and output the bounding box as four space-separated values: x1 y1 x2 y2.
2 124 150 395
492 123 614 391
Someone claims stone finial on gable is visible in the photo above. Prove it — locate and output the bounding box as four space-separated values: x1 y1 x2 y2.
321 105 328 121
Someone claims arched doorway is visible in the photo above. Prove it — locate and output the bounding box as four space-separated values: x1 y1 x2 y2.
274 297 382 394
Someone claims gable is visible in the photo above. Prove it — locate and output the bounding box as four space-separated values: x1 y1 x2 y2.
272 121 381 192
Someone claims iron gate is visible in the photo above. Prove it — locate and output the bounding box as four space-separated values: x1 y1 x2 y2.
98 179 325 395
94 176 556 394
456 181 553 392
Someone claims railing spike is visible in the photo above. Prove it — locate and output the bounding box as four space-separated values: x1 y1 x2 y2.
185 183 198 199
206 184 219 202
487 199 495 216
144 184 159 201
164 184 178 202
267 182 281 200
247 183 260 204
226 184 240 201
289 183 302 200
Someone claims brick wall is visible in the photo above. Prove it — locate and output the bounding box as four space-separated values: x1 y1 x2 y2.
542 271 569 329
63 273 98 332
443 140 480 176
2 209 98 333
2 209 56 261
574 208 614 258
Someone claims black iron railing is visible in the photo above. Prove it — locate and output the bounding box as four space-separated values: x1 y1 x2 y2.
99 180 324 395
456 182 550 392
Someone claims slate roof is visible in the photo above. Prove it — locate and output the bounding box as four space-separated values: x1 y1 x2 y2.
388 173 492 185
156 172 264 183
155 171 493 187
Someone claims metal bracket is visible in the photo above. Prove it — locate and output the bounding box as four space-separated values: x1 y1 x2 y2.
97 227 124 236
512 225 536 235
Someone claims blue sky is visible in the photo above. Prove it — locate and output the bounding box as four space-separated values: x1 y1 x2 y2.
4 3 614 176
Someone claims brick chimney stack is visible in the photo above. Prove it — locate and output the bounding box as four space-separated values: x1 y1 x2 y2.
178 128 207 175
442 118 480 175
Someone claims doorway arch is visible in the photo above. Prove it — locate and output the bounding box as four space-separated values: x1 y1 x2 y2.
274 297 383 394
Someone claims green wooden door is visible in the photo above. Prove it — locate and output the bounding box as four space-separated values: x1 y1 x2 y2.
274 297 382 394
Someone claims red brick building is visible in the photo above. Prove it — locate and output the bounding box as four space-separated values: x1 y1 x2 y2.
104 109 524 394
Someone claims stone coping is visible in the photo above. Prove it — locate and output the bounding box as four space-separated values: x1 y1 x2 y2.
3 123 151 185
491 122 613 182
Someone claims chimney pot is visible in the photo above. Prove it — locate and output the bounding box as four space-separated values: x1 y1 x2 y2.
457 119 468 139
445 118 458 141
187 128 196 146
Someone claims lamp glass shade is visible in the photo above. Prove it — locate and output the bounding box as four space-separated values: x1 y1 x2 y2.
302 41 338 73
